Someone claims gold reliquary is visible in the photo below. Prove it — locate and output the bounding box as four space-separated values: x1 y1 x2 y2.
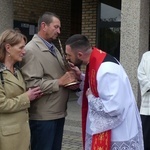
58 38 80 87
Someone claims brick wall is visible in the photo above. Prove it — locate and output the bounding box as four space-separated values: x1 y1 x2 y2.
81 0 98 71
13 0 98 71
13 0 71 46
13 0 98 47
82 0 98 46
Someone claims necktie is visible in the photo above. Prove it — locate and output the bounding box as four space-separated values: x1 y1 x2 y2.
50 45 56 57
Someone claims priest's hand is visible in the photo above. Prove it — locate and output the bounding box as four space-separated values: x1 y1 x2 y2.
68 62 81 80
86 88 92 97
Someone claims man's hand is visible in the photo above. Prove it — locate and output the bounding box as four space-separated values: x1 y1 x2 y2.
58 71 76 87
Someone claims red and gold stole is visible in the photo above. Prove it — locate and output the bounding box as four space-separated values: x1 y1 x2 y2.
82 47 111 150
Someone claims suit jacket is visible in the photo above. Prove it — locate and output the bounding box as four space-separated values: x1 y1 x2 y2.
0 64 30 150
21 34 69 120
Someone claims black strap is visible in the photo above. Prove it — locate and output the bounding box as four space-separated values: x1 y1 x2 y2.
0 72 4 86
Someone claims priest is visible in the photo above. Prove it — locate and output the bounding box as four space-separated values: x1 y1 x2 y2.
65 34 144 150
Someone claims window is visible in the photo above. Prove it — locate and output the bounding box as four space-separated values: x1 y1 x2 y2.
97 0 121 60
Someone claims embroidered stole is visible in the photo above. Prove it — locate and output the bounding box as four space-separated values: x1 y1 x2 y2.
82 47 111 150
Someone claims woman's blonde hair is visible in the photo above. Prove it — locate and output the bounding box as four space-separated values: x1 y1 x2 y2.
0 29 27 62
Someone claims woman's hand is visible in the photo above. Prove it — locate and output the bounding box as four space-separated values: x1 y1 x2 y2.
26 86 43 101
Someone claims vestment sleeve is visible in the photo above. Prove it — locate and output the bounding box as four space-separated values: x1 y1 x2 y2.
86 62 133 135
137 53 150 95
76 73 85 106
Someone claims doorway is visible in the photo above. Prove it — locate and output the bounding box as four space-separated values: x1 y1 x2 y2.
71 0 82 35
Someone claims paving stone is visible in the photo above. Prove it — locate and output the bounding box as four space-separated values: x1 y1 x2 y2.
62 100 83 150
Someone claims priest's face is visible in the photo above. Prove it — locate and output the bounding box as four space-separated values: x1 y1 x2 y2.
65 45 83 67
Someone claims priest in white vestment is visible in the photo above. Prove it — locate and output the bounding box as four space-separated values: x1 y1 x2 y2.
65 34 144 150
137 51 150 150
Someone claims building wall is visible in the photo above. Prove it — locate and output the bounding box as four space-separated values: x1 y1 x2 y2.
13 0 71 45
82 0 98 46
0 0 13 33
82 0 150 104
0 0 149 104
120 0 149 103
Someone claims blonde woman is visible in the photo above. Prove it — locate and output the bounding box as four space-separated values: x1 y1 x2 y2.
0 29 43 150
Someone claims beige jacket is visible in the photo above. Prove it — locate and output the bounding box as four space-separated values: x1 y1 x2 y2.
0 64 30 150
21 34 69 120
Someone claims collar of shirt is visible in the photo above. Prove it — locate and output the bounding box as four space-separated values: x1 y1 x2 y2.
38 36 56 56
